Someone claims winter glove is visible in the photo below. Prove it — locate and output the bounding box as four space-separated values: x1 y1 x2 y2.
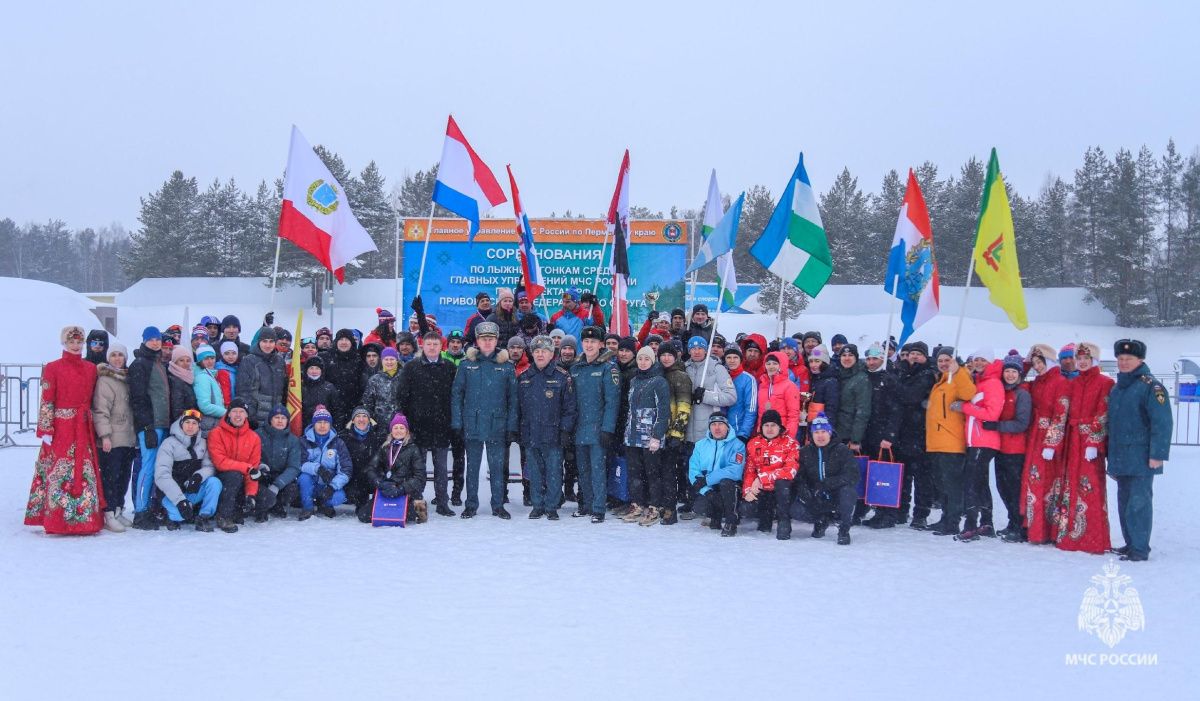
142 430 158 449
378 480 402 499
816 489 833 503
317 485 335 505
183 472 204 494
175 499 195 522
318 467 334 484
506 431 519 445
1041 448 1055 461
692 475 707 490
411 295 425 315
691 387 707 405
1085 446 1099 461
981 421 999 431
648 309 660 321
948 400 963 412
264 311 275 326
599 432 615 451
666 437 683 452
248 466 263 481
580 292 597 306
559 430 573 447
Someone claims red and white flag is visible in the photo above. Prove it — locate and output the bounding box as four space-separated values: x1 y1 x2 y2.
606 150 631 336
278 126 377 283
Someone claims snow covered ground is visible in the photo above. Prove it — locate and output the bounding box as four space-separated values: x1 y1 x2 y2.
1 444 1194 698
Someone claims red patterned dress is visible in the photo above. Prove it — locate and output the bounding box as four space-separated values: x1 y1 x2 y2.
24 350 104 535
1020 367 1071 543
1054 366 1114 553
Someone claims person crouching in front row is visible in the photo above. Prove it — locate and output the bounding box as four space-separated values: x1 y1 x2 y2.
298 404 353 520
153 409 222 532
688 411 746 537
795 413 859 545
357 414 427 524
743 409 799 540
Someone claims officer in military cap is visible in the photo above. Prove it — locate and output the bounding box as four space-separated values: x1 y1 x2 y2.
1106 339 1172 561
569 325 620 522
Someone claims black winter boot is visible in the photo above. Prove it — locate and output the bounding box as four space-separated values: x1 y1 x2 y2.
777 518 792 540
812 519 829 539
356 502 373 523
864 511 896 529
837 526 851 545
216 516 239 533
194 515 214 532
493 507 511 520
522 479 532 507
131 510 159 531
909 516 929 530
720 522 737 537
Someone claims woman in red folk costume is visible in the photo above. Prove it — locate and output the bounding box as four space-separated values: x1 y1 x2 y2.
25 325 105 535
1054 341 1114 553
1020 343 1072 544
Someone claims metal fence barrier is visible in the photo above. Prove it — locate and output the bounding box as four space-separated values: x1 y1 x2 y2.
1171 371 1199 446
0 364 43 448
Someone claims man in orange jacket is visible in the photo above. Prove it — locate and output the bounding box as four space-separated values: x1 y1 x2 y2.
925 347 977 537
208 398 266 533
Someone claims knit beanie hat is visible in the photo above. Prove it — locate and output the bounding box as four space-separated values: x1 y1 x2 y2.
381 347 399 361
808 345 831 364
637 346 657 363
559 336 578 352
220 341 239 357
107 341 128 361
142 326 162 343
657 343 680 361
195 344 216 362
760 409 783 429
810 412 833 434
617 336 638 353
268 404 289 422
389 413 409 431
312 405 333 424
376 307 396 323
1002 353 1024 374
507 335 526 349
191 325 209 340
687 336 709 351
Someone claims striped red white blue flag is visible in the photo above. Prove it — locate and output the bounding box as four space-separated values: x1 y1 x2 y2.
506 165 545 301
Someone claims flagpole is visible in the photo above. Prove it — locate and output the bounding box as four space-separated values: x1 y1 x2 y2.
392 200 402 316
776 277 786 340
952 255 976 354
697 253 733 391
415 202 436 297
268 236 283 313
884 273 900 359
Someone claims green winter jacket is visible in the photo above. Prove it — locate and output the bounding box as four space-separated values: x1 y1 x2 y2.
836 360 871 444
451 347 518 442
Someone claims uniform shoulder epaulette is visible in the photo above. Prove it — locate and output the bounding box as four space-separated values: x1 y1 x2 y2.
1140 374 1156 384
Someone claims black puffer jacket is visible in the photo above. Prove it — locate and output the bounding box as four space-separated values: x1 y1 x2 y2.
167 374 198 424
340 425 385 503
128 344 169 433
323 348 363 428
366 439 426 498
798 440 859 492
399 355 457 449
301 374 340 428
862 367 901 453
236 345 287 428
808 365 841 433
485 307 521 346
895 360 938 455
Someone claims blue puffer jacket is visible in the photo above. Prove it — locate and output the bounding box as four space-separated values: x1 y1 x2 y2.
570 349 620 445
192 366 226 430
451 347 518 442
688 430 746 495
517 360 577 446
727 369 759 440
300 425 353 491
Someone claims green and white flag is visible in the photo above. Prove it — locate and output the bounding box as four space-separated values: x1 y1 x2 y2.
749 153 833 297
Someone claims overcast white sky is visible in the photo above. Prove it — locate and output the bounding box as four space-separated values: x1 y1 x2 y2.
3 0 1196 229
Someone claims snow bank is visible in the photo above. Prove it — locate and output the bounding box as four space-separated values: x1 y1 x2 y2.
0 277 107 362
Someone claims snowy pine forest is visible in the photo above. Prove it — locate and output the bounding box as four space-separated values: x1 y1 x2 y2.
3 140 1198 327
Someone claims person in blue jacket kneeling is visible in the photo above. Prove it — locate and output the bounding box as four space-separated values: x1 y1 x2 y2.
688 411 746 537
297 404 353 520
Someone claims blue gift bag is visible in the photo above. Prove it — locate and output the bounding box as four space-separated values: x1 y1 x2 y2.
854 454 869 500
865 451 904 508
371 490 408 527
607 453 629 501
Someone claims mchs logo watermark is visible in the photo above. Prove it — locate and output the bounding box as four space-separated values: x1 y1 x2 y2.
1065 560 1156 666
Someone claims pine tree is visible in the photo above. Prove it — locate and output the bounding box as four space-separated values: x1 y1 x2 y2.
1071 147 1110 286
1092 149 1155 325
755 275 808 330
352 161 397 278
1156 140 1184 322
395 165 452 218
734 184 776 284
124 170 202 280
937 158 985 288
1176 153 1200 325
819 168 873 284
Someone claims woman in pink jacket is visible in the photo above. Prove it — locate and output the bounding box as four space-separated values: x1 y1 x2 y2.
956 358 1004 541
757 351 800 439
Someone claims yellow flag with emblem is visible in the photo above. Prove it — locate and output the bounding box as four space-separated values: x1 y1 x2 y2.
972 149 1028 329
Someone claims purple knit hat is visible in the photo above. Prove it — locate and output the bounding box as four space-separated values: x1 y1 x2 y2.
389 413 409 431
381 347 399 361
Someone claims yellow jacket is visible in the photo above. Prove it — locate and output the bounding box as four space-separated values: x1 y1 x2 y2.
925 368 977 454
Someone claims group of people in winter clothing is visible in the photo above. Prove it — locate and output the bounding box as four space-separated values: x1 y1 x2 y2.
23 296 1172 561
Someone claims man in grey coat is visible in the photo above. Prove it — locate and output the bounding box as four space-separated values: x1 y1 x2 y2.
681 335 736 517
